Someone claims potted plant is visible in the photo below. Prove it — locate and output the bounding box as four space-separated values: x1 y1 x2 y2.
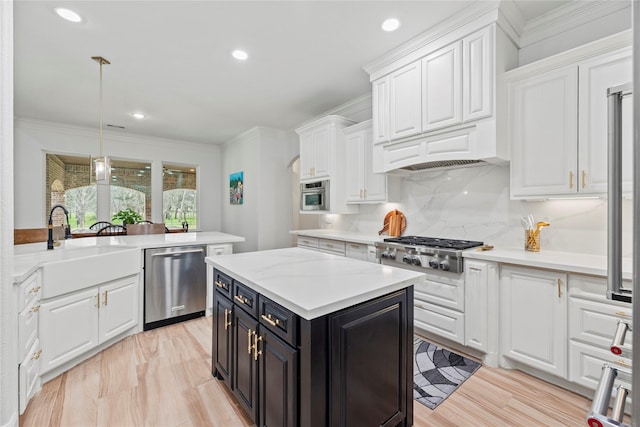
112 208 143 225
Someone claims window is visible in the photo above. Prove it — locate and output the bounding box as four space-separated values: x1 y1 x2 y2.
45 154 97 230
110 159 151 223
163 163 197 230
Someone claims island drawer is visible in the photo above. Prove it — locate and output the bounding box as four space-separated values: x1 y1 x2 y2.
258 295 298 346
213 270 233 300
233 281 258 318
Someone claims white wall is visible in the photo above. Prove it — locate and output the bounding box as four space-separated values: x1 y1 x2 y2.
326 164 632 258
221 126 298 253
14 119 222 231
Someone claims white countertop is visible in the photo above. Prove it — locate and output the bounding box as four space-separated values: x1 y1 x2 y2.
463 247 633 281
290 229 383 245
13 231 245 283
206 247 424 320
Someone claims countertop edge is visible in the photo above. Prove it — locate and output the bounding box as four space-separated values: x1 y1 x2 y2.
463 248 632 281
290 229 383 245
13 232 245 283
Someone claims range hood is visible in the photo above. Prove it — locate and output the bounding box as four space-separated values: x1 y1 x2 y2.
375 122 509 174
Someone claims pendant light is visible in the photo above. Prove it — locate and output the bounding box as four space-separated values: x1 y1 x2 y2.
92 56 110 183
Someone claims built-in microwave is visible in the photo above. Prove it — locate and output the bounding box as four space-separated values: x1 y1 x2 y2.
300 180 329 211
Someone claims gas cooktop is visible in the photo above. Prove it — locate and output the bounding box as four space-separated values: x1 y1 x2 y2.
383 236 484 251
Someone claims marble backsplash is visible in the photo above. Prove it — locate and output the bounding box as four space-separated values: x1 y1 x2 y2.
323 164 633 258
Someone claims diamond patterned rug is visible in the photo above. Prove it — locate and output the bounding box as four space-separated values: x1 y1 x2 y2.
413 337 481 410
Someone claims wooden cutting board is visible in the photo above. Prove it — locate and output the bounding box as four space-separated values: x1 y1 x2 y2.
378 209 406 237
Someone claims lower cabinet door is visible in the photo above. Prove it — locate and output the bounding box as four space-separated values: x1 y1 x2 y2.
212 292 234 384
39 288 99 374
233 308 259 423
19 338 41 414
98 276 138 342
259 328 297 427
329 289 410 427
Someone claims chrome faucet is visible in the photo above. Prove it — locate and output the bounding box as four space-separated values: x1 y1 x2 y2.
47 204 72 250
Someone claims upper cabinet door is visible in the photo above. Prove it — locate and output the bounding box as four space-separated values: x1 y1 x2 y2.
578 48 632 194
345 131 365 202
422 41 462 132
312 127 331 179
299 132 315 180
509 67 578 198
463 26 493 122
389 61 422 140
362 127 387 202
372 77 390 144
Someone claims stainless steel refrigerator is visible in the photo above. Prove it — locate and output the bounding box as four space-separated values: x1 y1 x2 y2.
587 5 639 425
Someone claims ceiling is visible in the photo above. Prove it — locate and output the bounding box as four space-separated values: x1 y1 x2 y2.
14 1 570 145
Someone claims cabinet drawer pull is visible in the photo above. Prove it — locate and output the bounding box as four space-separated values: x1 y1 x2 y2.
29 286 41 294
247 329 253 354
32 349 42 360
581 170 586 189
103 291 108 306
569 171 574 190
364 189 367 199
325 244 334 248
615 359 631 368
557 278 562 298
616 311 632 318
349 244 361 249
261 314 280 327
29 304 41 314
253 333 262 361
95 292 100 308
215 280 227 289
224 308 232 330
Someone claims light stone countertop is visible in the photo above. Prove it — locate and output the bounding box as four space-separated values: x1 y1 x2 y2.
13 231 245 283
290 229 384 245
206 247 424 320
463 247 633 281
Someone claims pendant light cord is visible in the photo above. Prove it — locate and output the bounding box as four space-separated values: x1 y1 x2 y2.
91 56 110 158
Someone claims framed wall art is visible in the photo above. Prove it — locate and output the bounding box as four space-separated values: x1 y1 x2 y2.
229 171 243 205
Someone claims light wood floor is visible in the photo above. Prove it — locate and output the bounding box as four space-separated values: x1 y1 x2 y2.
21 316 596 427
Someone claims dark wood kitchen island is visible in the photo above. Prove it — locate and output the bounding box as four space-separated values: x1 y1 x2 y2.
205 247 424 427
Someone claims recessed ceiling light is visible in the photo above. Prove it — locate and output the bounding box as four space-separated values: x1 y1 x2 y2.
381 18 400 32
132 112 145 119
232 50 249 61
55 8 82 23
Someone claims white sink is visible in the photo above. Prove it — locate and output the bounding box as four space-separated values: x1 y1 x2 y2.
40 245 141 299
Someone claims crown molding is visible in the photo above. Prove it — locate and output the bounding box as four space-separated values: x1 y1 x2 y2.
363 1 500 77
519 0 631 48
14 117 219 151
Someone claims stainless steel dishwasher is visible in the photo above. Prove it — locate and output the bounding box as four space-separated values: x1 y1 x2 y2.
144 245 207 330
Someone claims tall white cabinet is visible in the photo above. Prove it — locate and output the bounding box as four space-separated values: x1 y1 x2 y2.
506 32 632 199
344 120 389 203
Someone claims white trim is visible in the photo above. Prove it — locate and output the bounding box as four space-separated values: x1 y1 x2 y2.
0 1 17 426
519 0 631 48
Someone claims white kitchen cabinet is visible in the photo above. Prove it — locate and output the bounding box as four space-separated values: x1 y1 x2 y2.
296 235 378 263
507 39 632 199
389 61 422 140
509 66 578 198
39 275 138 374
464 260 498 360
500 266 567 378
372 78 390 144
16 270 42 414
98 277 138 342
463 25 493 122
299 126 330 180
414 272 465 345
344 120 388 203
578 49 632 194
421 41 462 132
19 338 41 414
296 115 359 214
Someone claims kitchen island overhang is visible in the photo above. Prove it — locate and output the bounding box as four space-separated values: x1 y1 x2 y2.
206 247 425 427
